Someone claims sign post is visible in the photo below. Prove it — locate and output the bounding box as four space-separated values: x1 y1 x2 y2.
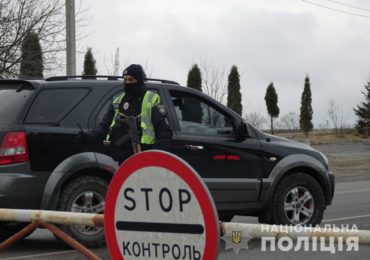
105 150 219 260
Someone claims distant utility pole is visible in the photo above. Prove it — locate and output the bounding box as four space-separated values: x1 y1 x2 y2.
114 47 120 76
66 0 76 75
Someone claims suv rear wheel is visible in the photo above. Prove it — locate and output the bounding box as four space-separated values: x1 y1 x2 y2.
272 173 325 225
57 175 107 248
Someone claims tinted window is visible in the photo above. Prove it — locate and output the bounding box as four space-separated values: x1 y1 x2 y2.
0 84 33 124
95 91 123 126
170 91 234 136
25 88 88 124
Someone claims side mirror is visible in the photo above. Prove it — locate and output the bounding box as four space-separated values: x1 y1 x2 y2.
237 121 249 140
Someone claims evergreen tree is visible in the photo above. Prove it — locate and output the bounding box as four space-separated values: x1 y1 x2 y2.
227 65 242 116
264 82 280 134
300 76 314 136
82 47 97 78
187 64 202 92
353 80 370 136
184 64 202 123
19 31 43 78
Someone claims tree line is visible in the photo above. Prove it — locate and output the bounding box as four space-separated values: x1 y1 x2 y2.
186 63 370 137
9 34 370 137
186 64 315 136
1 0 368 136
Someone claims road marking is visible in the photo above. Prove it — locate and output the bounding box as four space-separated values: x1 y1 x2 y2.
1 250 76 260
323 214 370 223
335 188 370 195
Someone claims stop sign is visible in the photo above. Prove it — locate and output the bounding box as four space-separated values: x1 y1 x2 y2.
105 150 219 259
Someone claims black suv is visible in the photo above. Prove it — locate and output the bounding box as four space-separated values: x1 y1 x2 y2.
0 76 335 247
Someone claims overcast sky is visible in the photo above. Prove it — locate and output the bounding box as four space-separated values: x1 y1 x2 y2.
75 0 370 128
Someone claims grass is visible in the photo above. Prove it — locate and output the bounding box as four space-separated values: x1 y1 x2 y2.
272 129 369 145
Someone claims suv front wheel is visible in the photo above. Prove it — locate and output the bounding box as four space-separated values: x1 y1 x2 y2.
57 175 107 248
272 173 325 225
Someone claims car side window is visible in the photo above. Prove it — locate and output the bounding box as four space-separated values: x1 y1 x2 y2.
95 91 123 126
170 91 234 136
25 88 89 124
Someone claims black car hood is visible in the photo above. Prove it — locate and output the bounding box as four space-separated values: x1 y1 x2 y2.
259 132 314 150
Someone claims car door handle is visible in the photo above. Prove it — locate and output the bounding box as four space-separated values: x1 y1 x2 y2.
184 145 204 151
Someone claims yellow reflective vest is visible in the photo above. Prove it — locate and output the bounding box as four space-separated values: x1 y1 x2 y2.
105 91 160 144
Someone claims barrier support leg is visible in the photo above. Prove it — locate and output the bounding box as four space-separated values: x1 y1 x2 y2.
40 222 101 260
0 221 39 251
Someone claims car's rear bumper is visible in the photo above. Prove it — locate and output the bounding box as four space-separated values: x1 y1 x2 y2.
0 162 46 209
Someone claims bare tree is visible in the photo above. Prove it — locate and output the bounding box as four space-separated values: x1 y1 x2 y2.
0 0 89 78
328 99 341 135
328 99 349 136
199 59 227 104
0 0 65 78
244 111 267 130
278 112 299 131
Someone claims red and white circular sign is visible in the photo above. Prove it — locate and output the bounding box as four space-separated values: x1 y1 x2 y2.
105 150 219 260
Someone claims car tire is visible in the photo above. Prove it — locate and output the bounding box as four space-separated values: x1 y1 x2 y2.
272 173 325 225
57 175 107 248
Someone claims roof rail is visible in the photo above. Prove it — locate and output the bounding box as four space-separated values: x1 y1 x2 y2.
45 76 180 85
145 78 180 85
46 75 122 81
0 79 37 90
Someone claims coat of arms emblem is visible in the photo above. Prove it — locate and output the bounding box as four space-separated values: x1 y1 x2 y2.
232 231 242 244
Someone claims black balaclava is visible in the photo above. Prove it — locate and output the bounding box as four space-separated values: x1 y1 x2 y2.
122 64 147 97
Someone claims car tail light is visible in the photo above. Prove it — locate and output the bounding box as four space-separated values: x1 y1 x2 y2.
0 132 29 165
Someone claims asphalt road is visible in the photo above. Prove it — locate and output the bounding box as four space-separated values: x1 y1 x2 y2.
0 180 369 260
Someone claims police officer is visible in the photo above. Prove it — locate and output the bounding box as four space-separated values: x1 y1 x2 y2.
93 64 173 163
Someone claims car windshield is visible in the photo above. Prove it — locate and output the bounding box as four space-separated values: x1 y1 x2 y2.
0 83 34 124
